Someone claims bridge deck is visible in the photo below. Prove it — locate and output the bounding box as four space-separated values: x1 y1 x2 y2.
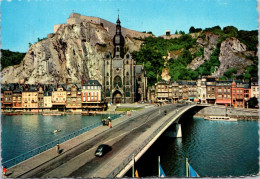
7 108 147 178
7 104 195 178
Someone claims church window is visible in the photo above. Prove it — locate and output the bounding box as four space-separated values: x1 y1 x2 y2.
126 54 129 59
138 77 141 82
126 72 129 76
126 60 129 64
107 72 109 76
106 81 109 85
126 81 129 85
107 61 109 65
117 47 119 52
106 89 110 97
114 76 122 88
126 88 130 97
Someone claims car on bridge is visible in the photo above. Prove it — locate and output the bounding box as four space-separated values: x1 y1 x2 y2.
95 144 112 157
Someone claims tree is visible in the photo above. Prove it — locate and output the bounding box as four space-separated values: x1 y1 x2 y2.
223 26 238 37
179 30 185 35
189 26 195 33
248 97 258 108
175 30 178 34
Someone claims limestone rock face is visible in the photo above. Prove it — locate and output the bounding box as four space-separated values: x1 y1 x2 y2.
2 21 145 84
1 22 114 84
213 37 254 76
188 32 219 70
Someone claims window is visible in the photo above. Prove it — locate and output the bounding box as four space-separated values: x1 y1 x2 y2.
107 61 109 65
126 72 129 76
106 81 109 85
106 89 110 97
107 72 109 76
117 47 119 52
114 76 122 88
126 54 130 59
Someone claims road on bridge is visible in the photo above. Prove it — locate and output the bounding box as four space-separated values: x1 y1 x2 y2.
14 104 185 178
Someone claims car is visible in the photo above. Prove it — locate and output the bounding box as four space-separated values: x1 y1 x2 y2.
95 144 112 157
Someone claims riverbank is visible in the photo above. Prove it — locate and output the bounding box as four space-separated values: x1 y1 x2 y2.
194 106 259 120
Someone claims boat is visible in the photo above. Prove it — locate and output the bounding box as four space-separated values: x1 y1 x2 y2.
5 113 21 116
42 113 62 116
204 116 237 122
53 129 61 133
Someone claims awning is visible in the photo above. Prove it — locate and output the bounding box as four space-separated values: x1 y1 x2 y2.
188 97 195 99
194 99 200 102
216 99 231 104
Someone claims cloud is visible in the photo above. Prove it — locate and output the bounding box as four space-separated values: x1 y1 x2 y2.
7 0 12 2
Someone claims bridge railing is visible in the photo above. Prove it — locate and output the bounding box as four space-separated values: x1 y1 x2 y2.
107 106 191 177
2 114 122 169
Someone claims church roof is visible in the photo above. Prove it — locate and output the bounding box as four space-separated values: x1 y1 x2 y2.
84 80 101 86
135 65 143 74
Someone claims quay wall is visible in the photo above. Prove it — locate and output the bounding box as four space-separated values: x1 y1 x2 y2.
195 106 259 120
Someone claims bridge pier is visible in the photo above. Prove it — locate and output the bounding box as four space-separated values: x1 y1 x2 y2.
164 123 182 138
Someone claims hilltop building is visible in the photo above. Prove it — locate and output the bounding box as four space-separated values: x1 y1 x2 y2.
103 15 147 104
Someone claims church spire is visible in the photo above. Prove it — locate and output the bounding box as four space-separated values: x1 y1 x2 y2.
113 10 125 58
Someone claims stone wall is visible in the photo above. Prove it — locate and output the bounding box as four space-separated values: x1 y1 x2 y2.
195 106 259 120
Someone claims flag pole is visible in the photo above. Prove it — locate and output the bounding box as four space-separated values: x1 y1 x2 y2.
158 156 160 177
186 158 188 177
132 154 135 177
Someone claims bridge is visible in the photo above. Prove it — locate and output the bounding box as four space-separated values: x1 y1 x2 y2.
5 104 204 178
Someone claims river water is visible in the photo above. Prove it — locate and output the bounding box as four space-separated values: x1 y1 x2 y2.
1 114 259 177
1 114 110 162
128 116 259 177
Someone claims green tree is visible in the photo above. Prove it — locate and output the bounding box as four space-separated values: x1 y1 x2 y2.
189 26 195 33
223 26 238 37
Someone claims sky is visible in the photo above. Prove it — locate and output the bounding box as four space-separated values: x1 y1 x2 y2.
1 0 259 53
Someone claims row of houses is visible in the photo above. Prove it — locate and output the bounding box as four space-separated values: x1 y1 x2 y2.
150 76 259 108
1 80 105 112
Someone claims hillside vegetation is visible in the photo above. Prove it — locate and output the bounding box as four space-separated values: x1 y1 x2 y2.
1 49 26 70
132 26 258 86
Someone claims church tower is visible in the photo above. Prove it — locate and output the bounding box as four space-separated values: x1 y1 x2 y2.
103 13 147 104
113 15 125 58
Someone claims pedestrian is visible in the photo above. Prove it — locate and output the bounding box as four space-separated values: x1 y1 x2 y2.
56 143 60 154
2 166 7 178
109 121 112 128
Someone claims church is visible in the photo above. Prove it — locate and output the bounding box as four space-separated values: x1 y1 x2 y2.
103 15 147 104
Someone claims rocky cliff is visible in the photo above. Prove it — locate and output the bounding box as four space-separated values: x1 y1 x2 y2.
1 21 143 84
213 37 255 77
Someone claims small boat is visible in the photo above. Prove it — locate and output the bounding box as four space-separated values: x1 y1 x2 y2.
204 116 237 122
42 113 62 116
5 113 21 116
53 129 61 134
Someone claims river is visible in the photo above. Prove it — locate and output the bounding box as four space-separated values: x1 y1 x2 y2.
126 116 259 177
1 113 259 177
1 114 110 162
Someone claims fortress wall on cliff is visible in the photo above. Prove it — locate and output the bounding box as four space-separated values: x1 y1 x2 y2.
195 106 259 120
54 14 151 39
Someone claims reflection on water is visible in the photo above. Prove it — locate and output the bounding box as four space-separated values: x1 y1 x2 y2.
128 117 259 177
1 114 111 162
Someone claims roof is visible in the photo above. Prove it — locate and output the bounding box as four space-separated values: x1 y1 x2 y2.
83 80 101 86
216 81 232 86
135 65 143 74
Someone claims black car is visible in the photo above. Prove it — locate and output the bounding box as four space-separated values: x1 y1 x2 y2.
95 144 112 157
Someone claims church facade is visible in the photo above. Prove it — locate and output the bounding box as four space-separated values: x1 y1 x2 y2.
103 16 147 104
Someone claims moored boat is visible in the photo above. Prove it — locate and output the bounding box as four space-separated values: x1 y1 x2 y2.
53 129 61 133
204 116 237 122
42 113 62 116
